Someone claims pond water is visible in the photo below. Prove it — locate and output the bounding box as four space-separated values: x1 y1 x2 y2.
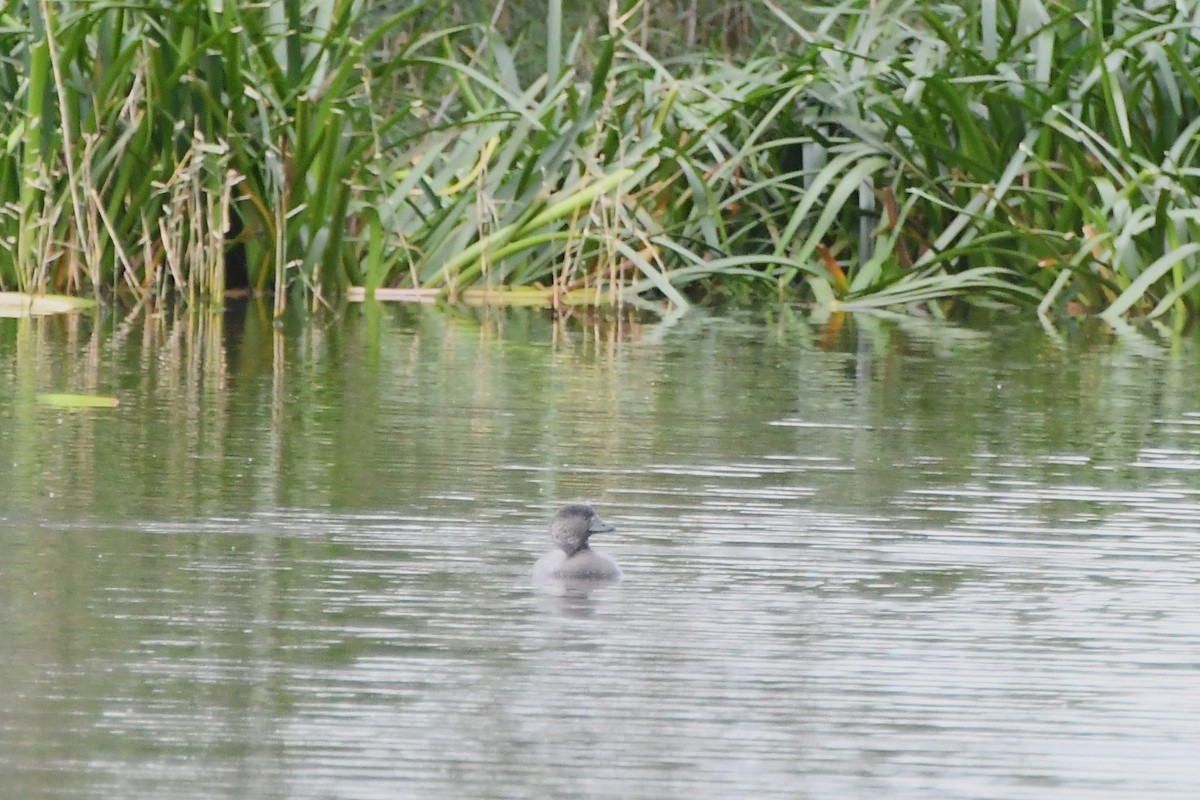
1 303 1199 799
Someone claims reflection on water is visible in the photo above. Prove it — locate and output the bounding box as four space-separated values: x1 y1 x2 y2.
2 305 1200 798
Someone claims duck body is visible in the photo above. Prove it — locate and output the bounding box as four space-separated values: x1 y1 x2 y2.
534 503 621 582
534 547 622 581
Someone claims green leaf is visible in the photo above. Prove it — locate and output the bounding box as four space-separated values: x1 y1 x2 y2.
37 393 120 409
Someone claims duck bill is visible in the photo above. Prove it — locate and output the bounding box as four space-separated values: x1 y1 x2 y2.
587 516 615 534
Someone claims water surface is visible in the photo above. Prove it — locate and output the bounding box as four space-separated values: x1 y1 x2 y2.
1 305 1198 799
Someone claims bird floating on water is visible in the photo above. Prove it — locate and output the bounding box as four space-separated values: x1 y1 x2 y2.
533 503 621 582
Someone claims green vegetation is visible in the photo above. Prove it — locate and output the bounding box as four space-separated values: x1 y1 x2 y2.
2 0 1199 323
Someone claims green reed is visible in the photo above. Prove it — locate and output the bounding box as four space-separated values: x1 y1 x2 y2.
2 0 1199 322
753 0 1200 319
1 0 433 312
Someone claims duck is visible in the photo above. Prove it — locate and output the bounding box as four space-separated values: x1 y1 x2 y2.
533 503 622 581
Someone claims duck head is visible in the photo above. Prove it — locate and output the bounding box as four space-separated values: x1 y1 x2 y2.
550 503 615 557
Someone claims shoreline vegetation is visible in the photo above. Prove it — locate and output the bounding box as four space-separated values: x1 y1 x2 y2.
2 0 1198 325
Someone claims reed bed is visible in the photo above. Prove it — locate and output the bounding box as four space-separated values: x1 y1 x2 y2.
2 0 1198 322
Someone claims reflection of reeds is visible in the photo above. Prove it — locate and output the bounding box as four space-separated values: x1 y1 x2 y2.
2 1 1199 321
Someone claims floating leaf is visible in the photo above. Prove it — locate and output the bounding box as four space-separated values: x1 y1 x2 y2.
349 285 617 307
0 293 95 317
37 393 120 409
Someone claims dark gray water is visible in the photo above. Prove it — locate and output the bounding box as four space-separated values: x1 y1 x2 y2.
2 305 1199 799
